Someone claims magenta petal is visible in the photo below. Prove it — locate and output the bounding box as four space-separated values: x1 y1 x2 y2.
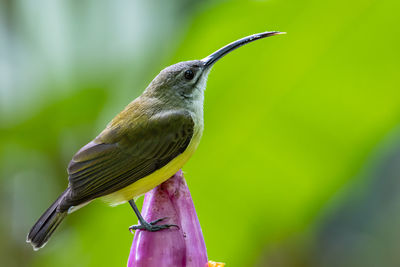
127 170 208 267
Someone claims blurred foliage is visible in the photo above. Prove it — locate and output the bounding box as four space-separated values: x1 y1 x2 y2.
1 0 400 266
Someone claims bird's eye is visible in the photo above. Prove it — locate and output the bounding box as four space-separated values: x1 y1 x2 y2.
184 69 194 80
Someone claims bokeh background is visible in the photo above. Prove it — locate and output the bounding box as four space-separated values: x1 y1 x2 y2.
1 0 400 266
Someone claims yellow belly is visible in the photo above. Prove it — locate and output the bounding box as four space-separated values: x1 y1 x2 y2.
101 129 202 205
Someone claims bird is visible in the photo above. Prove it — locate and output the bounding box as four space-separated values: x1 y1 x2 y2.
26 31 284 250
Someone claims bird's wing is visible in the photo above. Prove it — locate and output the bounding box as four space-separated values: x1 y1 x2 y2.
63 110 194 208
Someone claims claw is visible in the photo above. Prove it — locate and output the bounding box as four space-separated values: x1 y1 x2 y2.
149 217 168 225
129 217 179 233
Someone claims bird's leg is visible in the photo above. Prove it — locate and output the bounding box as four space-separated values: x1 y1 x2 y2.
128 199 179 233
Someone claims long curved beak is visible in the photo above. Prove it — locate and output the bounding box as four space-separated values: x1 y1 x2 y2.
201 31 285 68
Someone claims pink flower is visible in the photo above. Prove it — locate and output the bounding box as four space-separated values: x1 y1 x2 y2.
128 170 225 267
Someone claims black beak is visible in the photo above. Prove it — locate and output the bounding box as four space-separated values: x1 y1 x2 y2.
201 31 285 68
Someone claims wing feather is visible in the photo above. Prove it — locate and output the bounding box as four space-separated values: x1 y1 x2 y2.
60 110 194 210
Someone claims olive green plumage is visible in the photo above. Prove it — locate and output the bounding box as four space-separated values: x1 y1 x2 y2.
64 109 195 209
60 62 204 208
27 60 205 250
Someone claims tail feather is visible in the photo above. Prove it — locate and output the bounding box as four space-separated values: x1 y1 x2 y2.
27 189 69 250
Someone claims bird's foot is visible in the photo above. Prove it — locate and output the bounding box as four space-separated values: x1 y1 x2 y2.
129 217 179 233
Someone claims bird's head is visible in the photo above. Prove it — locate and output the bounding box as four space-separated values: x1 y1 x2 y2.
144 31 285 106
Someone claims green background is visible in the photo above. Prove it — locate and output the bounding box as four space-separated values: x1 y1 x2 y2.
1 0 400 266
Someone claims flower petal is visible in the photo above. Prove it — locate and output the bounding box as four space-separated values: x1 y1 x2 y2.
128 170 208 267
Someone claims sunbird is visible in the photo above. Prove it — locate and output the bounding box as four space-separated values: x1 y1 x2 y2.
27 31 284 250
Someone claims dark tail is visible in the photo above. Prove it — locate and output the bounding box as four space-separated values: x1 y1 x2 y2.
27 189 69 250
